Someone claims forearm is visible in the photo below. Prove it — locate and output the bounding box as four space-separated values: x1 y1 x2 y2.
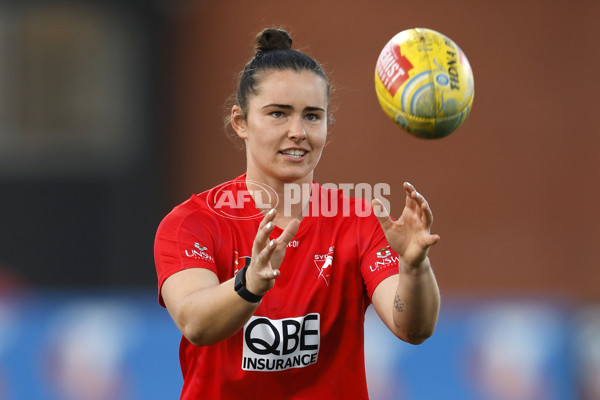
163 211 299 347
392 258 440 344
172 277 261 346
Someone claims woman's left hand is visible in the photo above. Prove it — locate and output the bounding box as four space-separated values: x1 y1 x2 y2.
372 182 440 268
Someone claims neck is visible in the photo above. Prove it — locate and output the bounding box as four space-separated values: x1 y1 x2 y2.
245 171 313 225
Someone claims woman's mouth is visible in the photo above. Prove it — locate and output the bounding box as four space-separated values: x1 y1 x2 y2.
280 149 307 158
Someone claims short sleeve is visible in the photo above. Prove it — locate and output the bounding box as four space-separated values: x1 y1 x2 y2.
355 201 399 299
154 204 219 307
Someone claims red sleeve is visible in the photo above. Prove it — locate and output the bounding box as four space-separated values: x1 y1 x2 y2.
355 200 399 299
154 202 220 307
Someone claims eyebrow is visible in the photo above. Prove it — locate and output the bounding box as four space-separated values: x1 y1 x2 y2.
262 104 326 113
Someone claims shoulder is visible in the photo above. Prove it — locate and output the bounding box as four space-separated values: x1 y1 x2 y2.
156 176 246 237
157 192 215 234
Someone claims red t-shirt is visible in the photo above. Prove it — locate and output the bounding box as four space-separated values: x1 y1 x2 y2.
154 175 399 399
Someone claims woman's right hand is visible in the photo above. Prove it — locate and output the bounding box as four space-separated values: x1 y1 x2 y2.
245 209 300 295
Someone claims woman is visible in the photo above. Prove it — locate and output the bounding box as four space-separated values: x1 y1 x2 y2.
155 28 440 399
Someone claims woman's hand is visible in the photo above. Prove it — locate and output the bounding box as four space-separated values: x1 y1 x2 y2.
372 182 440 268
245 209 300 295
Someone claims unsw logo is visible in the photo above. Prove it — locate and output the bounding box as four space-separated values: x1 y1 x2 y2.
370 245 399 272
377 245 391 258
242 313 320 372
184 242 215 263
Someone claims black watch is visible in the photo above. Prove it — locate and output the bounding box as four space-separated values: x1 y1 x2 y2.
234 264 263 303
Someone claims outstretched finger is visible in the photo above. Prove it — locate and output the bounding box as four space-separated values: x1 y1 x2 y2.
254 237 280 277
420 199 435 227
410 187 435 228
403 182 420 211
263 218 300 274
252 209 276 255
424 232 441 247
405 183 429 212
273 218 300 248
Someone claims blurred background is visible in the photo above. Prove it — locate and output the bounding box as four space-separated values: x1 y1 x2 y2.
0 0 599 399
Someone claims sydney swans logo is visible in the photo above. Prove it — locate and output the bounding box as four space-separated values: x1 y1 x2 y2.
314 246 335 286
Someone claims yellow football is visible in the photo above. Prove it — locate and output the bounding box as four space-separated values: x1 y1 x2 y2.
375 28 474 139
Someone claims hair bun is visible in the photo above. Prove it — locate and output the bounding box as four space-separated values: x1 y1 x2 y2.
256 28 292 52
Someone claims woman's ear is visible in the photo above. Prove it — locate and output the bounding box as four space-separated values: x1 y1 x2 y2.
231 105 248 140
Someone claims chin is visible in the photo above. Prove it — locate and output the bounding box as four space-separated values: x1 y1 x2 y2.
277 173 308 184
275 167 314 183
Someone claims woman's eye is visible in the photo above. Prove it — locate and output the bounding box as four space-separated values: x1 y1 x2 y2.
270 111 285 118
305 113 319 121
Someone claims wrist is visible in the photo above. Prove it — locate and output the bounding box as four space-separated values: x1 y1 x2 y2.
244 266 269 296
234 265 264 303
398 257 431 276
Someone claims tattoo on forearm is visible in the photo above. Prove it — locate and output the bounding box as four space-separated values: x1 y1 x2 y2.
394 295 404 312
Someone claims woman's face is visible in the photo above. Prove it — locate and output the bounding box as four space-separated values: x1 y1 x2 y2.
232 69 329 186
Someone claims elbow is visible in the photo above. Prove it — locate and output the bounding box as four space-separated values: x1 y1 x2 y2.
391 312 439 345
402 332 432 345
395 326 435 345
174 309 223 346
181 324 205 346
181 321 239 347
182 324 222 347
176 314 213 346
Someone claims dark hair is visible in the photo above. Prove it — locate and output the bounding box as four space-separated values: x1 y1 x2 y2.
236 28 331 113
224 28 333 149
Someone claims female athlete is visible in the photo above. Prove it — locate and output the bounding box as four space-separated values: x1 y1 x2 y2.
154 28 441 399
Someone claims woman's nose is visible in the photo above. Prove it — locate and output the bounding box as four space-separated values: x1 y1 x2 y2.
288 117 307 140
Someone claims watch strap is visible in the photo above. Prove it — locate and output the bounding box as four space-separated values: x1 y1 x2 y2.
234 264 263 303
